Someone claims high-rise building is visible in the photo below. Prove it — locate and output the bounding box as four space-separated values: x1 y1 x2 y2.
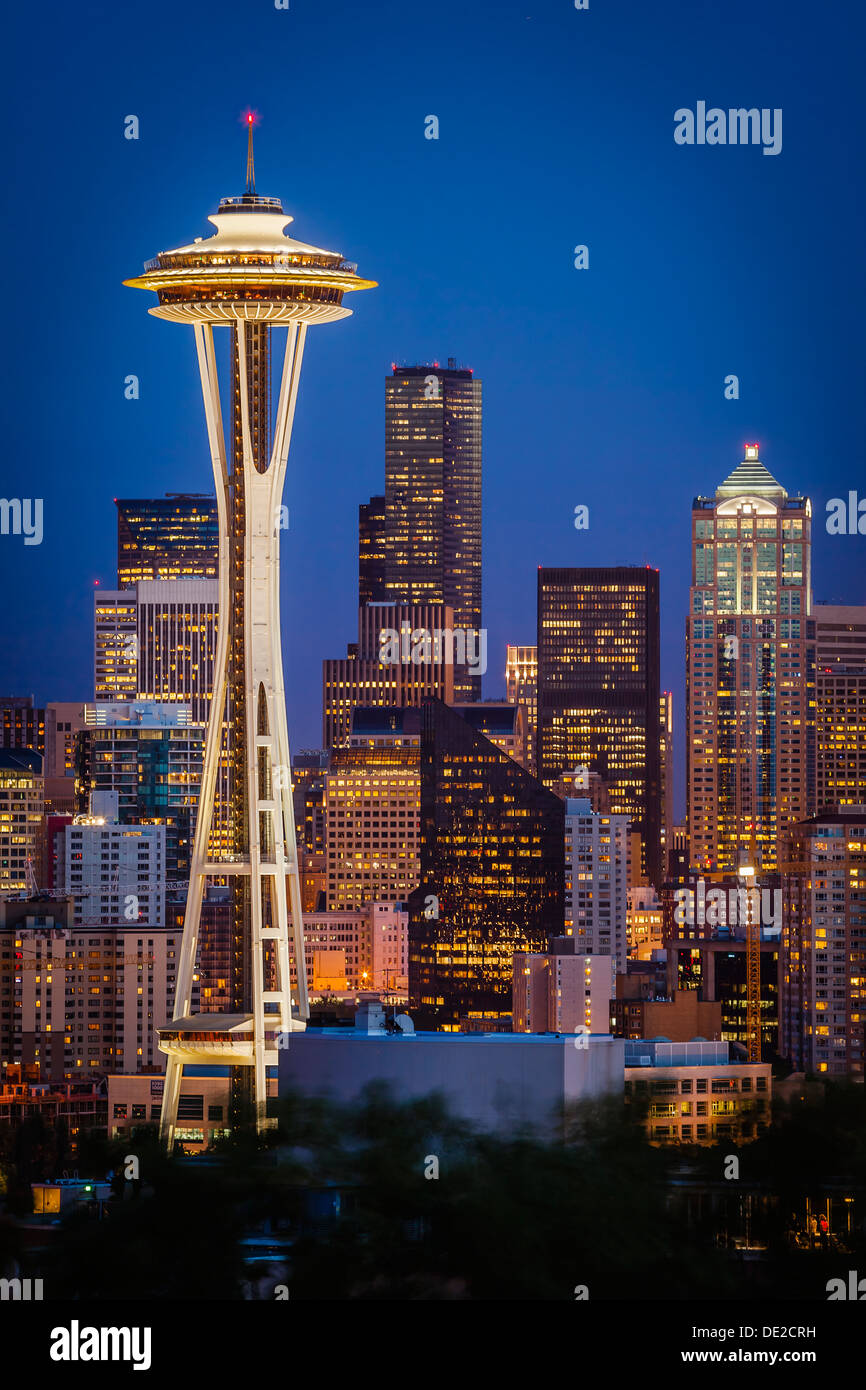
662 877 781 1061
817 668 866 813
815 605 866 813
324 708 421 911
687 446 815 873
0 897 186 1080
94 581 218 722
358 495 387 606
58 815 165 928
408 699 564 1030
0 699 84 780
323 602 454 748
0 749 43 894
781 807 866 1077
125 136 375 1141
564 797 630 972
44 703 87 779
659 692 673 871
82 702 204 886
505 644 537 775
537 566 661 885
384 363 482 700
513 941 615 1035
115 494 218 587
133 580 219 723
94 592 138 702
0 697 45 757
815 603 866 670
291 749 330 854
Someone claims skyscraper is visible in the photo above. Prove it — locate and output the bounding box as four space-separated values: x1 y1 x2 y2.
358 495 387 607
384 362 482 700
564 797 630 972
815 605 866 812
324 708 421 911
322 601 455 747
537 566 662 885
408 700 564 1029
0 697 45 757
505 643 538 774
95 580 219 722
0 749 43 894
125 130 374 1141
116 495 218 586
687 446 815 873
781 807 866 1076
94 593 139 702
659 692 674 872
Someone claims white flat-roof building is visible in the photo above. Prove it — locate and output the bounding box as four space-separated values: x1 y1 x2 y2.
60 818 164 928
279 1004 625 1137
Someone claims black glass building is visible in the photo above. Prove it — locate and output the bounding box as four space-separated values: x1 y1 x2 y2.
537 566 662 885
116 494 219 586
358 494 388 607
408 699 564 1029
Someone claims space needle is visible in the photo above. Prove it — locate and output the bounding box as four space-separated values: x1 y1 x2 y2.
125 119 375 1145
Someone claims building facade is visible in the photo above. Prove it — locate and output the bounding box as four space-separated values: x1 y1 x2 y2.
0 898 186 1080
0 749 43 895
82 702 204 887
323 602 455 748
324 714 420 911
358 494 387 607
409 699 564 1029
537 566 661 885
94 581 218 723
687 446 815 872
301 901 408 993
564 796 630 972
624 1040 771 1145
58 816 165 929
781 807 866 1076
384 363 482 700
512 942 615 1035
115 494 218 586
505 643 538 775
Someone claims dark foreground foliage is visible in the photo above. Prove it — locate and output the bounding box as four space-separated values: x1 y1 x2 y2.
1 1082 863 1300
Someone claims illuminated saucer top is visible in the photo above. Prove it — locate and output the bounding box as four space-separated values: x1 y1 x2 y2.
124 149 376 326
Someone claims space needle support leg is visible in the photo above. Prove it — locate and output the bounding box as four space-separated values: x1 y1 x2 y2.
159 321 231 1149
270 322 309 1023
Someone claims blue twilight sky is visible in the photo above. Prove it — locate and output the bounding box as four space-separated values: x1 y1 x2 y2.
2 0 865 820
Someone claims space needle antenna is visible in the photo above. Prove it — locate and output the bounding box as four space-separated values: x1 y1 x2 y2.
245 113 255 195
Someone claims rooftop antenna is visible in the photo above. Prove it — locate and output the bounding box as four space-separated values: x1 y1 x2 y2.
245 112 256 195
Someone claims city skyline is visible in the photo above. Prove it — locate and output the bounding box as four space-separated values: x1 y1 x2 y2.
2 0 866 1322
4 0 864 827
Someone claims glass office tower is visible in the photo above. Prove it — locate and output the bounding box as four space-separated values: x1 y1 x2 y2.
408 699 564 1029
687 446 815 873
